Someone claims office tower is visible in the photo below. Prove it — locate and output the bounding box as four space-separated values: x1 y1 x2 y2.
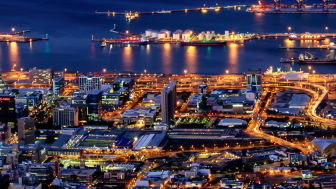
161 81 176 123
52 76 64 95
87 90 102 122
53 103 79 127
18 117 35 144
29 67 52 85
79 74 102 93
0 123 11 143
246 69 262 92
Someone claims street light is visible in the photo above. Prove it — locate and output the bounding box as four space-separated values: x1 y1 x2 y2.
184 69 187 76
64 68 67 72
288 27 291 32
226 70 229 74
103 69 106 73
21 68 23 72
325 27 328 33
308 66 311 74
126 30 129 34
12 28 15 32
144 69 147 74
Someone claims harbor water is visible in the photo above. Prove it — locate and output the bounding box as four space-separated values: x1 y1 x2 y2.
0 0 336 74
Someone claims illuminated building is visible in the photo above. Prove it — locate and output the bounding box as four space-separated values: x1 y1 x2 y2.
16 172 42 188
87 90 102 122
53 103 78 127
71 92 88 121
0 95 16 127
187 94 205 112
112 77 135 92
161 81 176 123
20 144 41 164
246 69 262 92
18 117 35 145
234 172 261 182
27 164 53 184
29 67 52 85
52 76 64 95
102 87 129 110
0 73 8 93
0 123 11 143
197 84 208 95
57 169 98 185
121 108 157 125
79 74 102 94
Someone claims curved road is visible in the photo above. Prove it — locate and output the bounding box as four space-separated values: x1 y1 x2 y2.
248 81 333 154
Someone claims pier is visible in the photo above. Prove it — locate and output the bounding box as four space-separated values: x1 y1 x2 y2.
279 46 329 49
94 5 247 15
247 5 336 14
0 30 48 43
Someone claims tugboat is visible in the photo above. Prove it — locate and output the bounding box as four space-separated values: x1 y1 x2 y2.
156 9 170 13
330 42 336 49
289 32 326 41
101 41 106 48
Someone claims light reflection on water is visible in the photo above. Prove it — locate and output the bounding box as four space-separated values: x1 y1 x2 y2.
123 45 132 71
9 42 19 69
184 46 197 74
162 43 172 74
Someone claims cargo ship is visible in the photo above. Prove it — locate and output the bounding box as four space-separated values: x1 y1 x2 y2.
181 40 226 46
110 36 148 45
289 33 326 40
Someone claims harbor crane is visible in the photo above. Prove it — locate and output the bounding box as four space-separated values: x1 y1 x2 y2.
11 54 21 72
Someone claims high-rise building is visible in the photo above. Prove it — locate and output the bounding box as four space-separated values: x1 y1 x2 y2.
71 92 88 122
18 117 35 145
161 81 176 123
79 74 102 94
87 90 102 122
52 76 64 95
0 123 11 143
0 95 16 126
246 69 262 92
0 73 8 93
29 67 52 85
53 103 79 127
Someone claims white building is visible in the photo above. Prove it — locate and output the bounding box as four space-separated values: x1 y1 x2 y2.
78 74 102 94
53 103 79 127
